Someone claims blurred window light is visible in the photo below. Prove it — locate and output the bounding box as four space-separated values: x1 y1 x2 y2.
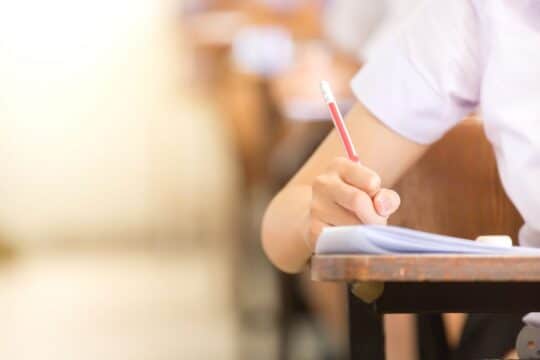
0 0 161 66
0 0 192 246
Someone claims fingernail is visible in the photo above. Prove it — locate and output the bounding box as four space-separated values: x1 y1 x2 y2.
376 196 392 216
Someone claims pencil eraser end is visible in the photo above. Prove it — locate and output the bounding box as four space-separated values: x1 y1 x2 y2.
475 235 513 247
320 80 334 103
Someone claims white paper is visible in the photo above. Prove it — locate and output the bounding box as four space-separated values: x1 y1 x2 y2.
315 225 540 255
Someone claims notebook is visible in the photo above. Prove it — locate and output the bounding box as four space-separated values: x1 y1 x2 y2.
315 225 540 255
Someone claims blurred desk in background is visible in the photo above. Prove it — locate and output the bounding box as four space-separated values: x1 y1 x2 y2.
183 4 364 358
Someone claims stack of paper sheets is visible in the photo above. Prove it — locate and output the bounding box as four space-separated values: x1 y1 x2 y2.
315 225 540 255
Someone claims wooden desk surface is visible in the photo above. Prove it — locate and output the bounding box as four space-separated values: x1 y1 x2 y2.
311 254 540 283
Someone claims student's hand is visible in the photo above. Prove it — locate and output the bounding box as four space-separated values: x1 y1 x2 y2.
305 156 401 250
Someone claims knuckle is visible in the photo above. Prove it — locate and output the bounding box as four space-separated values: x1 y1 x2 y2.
330 156 349 172
313 175 329 193
354 191 371 207
343 188 361 209
354 193 379 224
353 168 380 190
313 174 337 193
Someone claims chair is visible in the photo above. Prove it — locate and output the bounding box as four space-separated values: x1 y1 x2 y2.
390 117 522 243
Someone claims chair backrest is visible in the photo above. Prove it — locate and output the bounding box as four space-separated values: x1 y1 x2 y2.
389 118 523 244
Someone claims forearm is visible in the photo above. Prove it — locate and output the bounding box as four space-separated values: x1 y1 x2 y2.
262 102 428 273
262 184 312 273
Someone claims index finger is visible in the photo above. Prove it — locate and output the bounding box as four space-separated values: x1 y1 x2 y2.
333 158 381 196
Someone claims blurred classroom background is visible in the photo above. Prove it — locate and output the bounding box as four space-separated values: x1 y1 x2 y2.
0 0 417 359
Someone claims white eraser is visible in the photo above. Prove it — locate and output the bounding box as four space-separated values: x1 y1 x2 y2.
475 235 513 248
320 80 335 103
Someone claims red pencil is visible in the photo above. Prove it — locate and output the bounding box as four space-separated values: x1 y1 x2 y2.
320 80 359 162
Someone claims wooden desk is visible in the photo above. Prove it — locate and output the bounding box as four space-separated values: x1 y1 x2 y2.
312 254 540 359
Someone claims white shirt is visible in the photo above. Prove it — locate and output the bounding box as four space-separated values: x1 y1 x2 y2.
352 0 540 249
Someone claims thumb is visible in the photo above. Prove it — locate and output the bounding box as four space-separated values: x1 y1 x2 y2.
373 189 401 217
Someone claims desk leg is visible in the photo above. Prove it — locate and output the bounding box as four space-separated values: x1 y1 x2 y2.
348 285 385 359
416 314 450 360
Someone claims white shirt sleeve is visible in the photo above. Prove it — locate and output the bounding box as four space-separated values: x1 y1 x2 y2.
351 0 482 144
